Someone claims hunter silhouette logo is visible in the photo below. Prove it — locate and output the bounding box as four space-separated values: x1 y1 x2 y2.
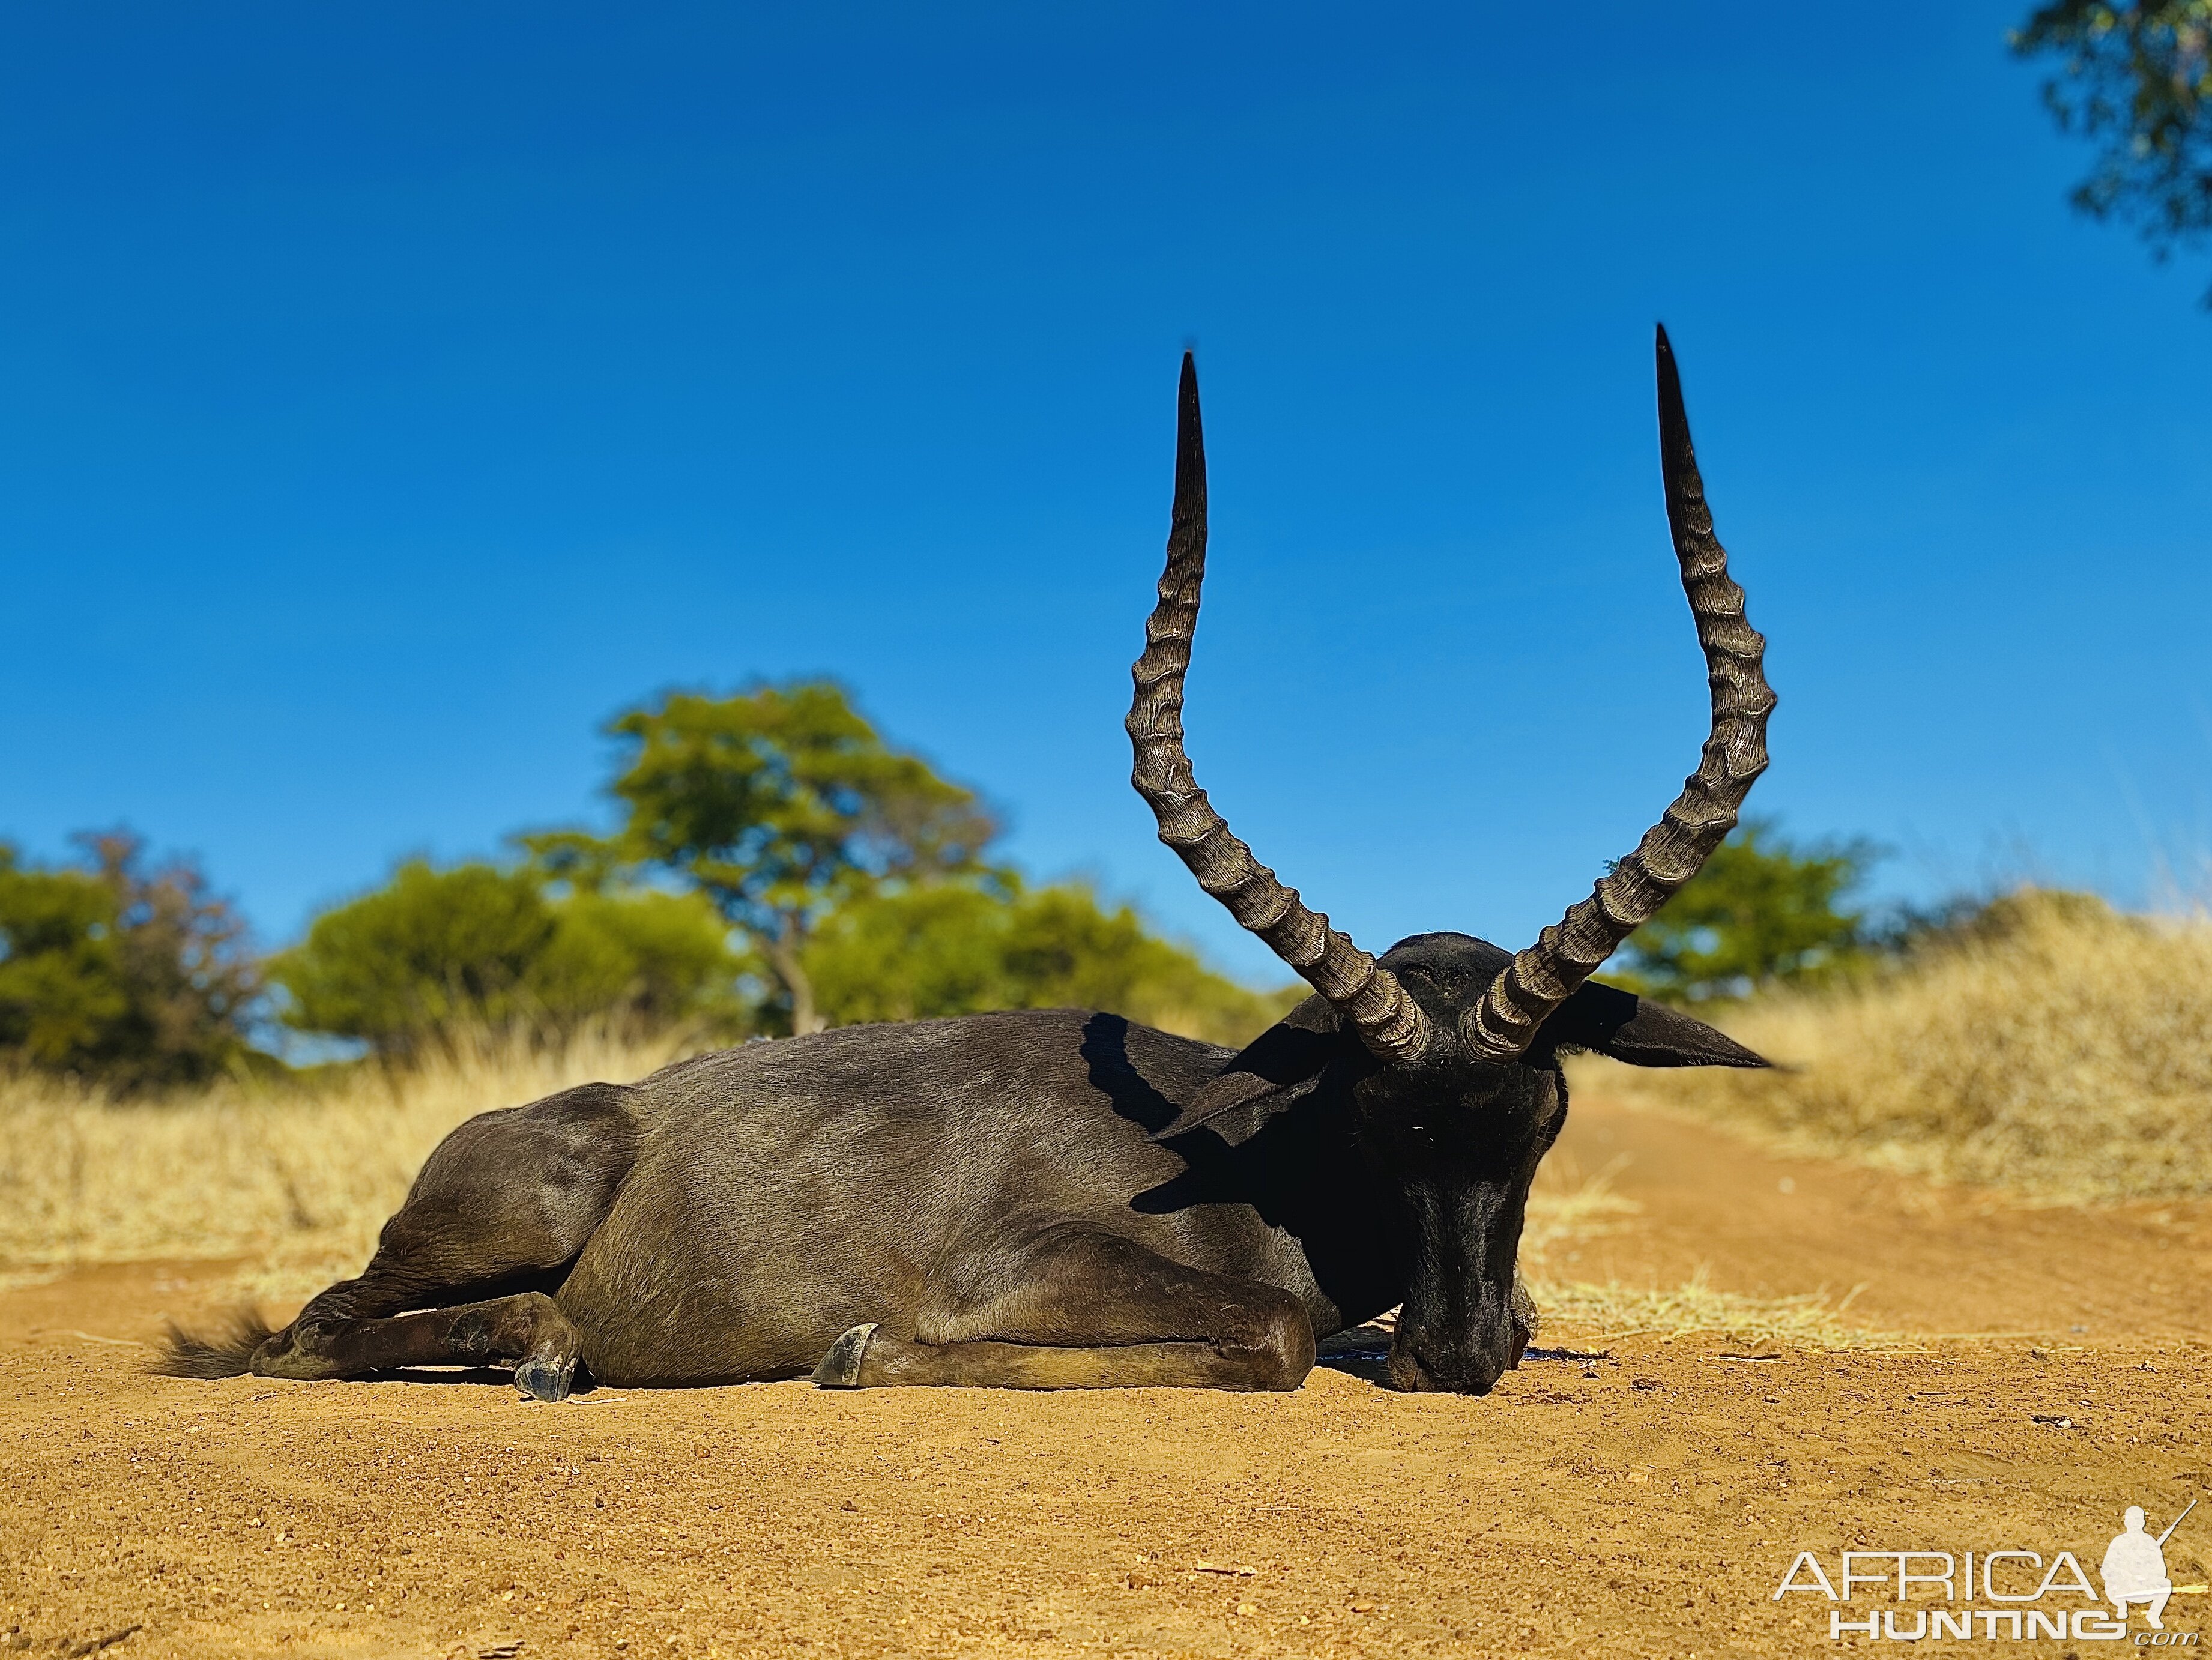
2103 1502 2195 1631
1772 1497 2209 1643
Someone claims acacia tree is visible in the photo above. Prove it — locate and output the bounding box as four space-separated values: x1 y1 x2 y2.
2015 2 2212 298
591 682 996 1034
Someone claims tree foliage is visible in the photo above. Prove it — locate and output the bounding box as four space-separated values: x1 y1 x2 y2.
0 831 259 1089
586 681 996 1033
268 860 747 1057
0 687 1308 1068
265 683 1299 1054
2015 2 2212 296
803 877 1300 1046
1612 819 1872 1004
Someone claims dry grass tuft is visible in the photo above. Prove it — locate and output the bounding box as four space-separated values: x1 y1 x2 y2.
1518 1154 1888 1347
0 1025 699 1300
1533 1270 1882 1348
1520 1150 1643 1264
1574 890 2212 1204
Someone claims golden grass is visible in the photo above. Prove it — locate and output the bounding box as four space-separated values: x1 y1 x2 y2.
0 1025 700 1302
1573 890 2212 1204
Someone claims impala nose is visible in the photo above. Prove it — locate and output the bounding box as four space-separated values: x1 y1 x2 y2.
1389 1274 1540 1394
1387 1335 1506 1396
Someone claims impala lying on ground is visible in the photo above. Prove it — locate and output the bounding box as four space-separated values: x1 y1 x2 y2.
164 327 1772 1398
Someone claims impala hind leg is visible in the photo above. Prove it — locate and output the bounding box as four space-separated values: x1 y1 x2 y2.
256 1292 585 1401
813 1225 1316 1392
162 1082 635 1396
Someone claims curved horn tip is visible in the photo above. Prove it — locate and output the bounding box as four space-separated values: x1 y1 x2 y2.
1472 324 1772 1053
1127 343 1413 1062
1173 356 1205 498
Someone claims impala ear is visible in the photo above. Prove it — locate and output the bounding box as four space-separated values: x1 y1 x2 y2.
1149 995 1345 1141
1544 979 1769 1069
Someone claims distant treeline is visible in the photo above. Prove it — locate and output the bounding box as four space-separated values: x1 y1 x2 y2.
0 681 1301 1089
1 679 1902 1092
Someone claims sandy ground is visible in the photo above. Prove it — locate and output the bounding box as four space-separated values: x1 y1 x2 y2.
4 1094 2209 1659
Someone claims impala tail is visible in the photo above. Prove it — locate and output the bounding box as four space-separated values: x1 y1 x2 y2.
152 1308 274 1379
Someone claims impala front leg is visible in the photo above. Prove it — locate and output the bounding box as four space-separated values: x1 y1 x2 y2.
812 1224 1314 1392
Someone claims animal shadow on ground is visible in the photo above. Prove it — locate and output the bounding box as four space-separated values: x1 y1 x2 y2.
357 1365 606 1393
1315 1323 1395 1386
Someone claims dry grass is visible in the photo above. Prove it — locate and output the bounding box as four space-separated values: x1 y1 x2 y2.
0 1024 700 1302
1518 1150 1888 1348
1534 1272 1881 1348
1519 1148 1643 1264
1575 890 2212 1204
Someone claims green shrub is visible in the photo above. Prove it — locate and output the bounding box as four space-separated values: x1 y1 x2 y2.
0 832 259 1090
269 861 748 1057
805 878 1299 1047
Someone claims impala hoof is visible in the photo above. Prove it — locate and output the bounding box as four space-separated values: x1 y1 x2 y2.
515 1353 576 1402
812 1323 880 1388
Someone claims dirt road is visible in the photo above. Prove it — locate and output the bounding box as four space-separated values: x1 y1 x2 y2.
5 1095 2208 1658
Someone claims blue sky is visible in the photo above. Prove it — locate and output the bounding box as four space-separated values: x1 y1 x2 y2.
4 3 2209 986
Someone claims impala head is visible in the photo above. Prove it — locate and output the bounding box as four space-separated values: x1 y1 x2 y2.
1126 330 1777 1395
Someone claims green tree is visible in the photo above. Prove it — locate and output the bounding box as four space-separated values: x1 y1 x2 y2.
0 830 259 1090
586 682 996 1034
540 887 750 1028
803 877 1299 1046
1612 819 1872 1005
268 860 747 1057
2014 2 2212 298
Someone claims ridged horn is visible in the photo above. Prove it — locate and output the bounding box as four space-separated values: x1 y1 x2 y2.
1463 325 1775 1063
1126 354 1433 1064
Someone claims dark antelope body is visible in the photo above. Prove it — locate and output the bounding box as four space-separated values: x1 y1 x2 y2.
163 329 1774 1399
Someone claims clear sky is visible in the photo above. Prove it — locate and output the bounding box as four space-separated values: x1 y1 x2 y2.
4 3 2209 986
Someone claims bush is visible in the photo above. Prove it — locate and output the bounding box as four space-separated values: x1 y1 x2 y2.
0 832 259 1090
804 878 1299 1047
269 861 748 1057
